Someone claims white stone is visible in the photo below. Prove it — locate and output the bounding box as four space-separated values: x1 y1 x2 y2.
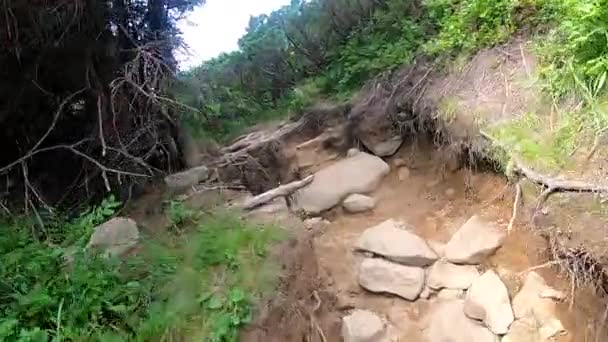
343 194 376 213
358 258 425 300
342 310 385 342
444 215 506 264
87 217 139 257
512 272 565 339
355 219 438 267
423 300 498 342
502 314 541 342
397 167 411 181
294 152 389 214
427 261 480 290
464 270 514 335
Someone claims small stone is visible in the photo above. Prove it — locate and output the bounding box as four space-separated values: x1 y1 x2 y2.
347 148 360 157
397 167 411 181
423 300 498 342
540 288 566 301
87 217 139 257
393 158 407 168
355 219 438 267
427 261 480 290
425 179 440 188
444 215 506 264
370 136 403 157
436 288 464 300
464 270 514 335
358 258 425 300
343 194 376 213
342 309 385 342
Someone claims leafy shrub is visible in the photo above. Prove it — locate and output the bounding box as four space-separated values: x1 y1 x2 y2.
0 202 283 341
423 0 518 56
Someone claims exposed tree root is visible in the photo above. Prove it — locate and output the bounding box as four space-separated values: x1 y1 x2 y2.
242 175 314 210
507 180 522 233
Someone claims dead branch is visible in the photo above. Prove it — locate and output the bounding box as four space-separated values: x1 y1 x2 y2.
242 175 314 210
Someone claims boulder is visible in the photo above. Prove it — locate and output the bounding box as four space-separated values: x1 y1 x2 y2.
427 261 480 290
358 258 425 300
342 310 385 342
355 219 438 267
423 300 498 342
343 194 376 213
464 270 514 335
87 217 139 257
293 152 389 214
444 215 506 264
164 165 209 190
512 272 565 339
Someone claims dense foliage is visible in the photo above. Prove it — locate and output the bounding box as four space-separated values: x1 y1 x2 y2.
0 0 204 209
0 199 282 340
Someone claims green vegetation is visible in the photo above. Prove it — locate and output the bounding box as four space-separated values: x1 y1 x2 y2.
0 198 283 341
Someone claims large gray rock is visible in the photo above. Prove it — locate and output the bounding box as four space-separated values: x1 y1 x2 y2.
343 194 376 213
342 310 385 342
464 270 514 335
358 258 425 300
164 165 209 190
444 215 506 264
427 261 480 290
512 272 565 339
87 217 139 257
423 300 498 342
294 152 389 214
355 219 438 267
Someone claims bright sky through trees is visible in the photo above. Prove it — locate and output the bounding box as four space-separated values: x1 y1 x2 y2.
178 0 291 69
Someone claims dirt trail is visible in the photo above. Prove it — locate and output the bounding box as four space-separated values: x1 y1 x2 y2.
244 137 606 342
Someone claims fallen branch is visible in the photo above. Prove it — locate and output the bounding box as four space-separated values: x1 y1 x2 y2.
242 175 314 210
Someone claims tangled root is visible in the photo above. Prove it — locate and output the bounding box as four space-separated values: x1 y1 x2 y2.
548 234 608 297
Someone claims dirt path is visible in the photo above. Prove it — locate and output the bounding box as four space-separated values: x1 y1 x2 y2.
293 141 604 341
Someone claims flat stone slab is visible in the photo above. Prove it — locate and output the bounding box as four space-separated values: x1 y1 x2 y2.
164 165 209 190
294 152 389 214
444 215 506 264
358 258 425 300
464 270 514 335
427 261 480 290
342 310 385 342
423 300 498 342
355 219 438 267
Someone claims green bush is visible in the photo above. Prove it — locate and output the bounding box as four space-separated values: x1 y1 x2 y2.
423 0 518 56
0 202 283 340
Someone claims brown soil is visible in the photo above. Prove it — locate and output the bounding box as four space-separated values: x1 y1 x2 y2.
244 138 608 341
